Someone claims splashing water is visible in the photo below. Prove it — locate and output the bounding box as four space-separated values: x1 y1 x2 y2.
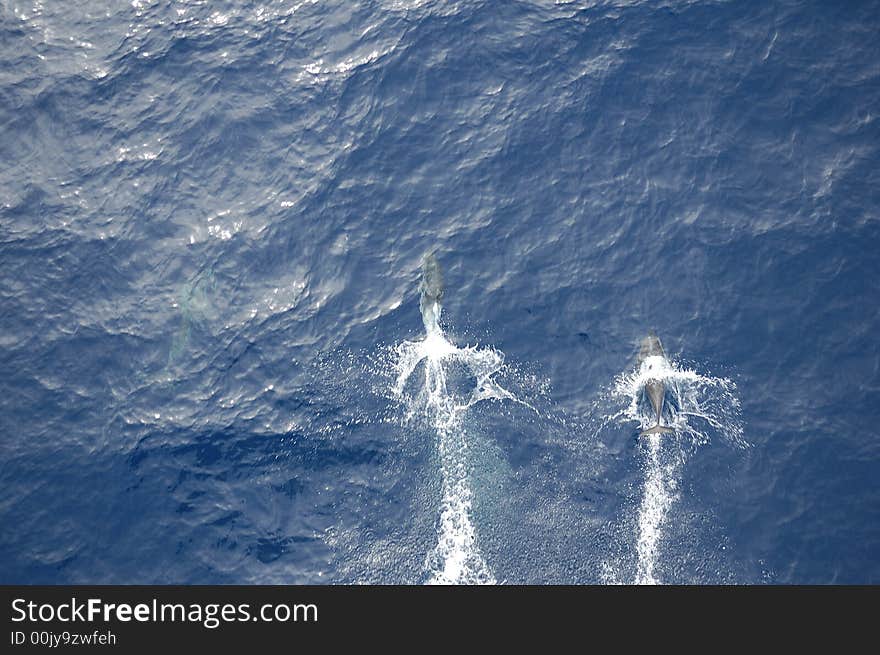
601 349 744 584
611 353 744 447
391 298 532 585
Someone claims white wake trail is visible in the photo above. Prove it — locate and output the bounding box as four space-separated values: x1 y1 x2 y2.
391 301 530 585
634 433 677 585
603 348 744 584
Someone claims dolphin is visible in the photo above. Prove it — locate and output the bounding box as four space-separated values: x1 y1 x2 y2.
419 252 443 331
637 331 675 436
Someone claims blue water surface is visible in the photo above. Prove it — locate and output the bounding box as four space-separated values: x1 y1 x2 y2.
1 0 879 584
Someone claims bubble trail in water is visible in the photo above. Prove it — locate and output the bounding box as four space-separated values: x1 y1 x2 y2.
603 337 744 585
634 433 677 585
391 254 534 585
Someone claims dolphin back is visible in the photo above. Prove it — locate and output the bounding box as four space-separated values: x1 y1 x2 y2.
420 252 443 304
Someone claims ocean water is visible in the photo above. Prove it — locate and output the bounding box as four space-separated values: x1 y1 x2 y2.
1 0 878 584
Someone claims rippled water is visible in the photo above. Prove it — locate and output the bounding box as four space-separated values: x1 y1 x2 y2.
1 0 878 584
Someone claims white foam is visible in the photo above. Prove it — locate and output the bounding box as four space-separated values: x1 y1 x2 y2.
612 354 745 448
634 433 676 585
600 347 744 584
390 301 530 585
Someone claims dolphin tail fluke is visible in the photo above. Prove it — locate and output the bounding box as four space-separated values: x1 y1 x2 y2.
640 424 675 437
